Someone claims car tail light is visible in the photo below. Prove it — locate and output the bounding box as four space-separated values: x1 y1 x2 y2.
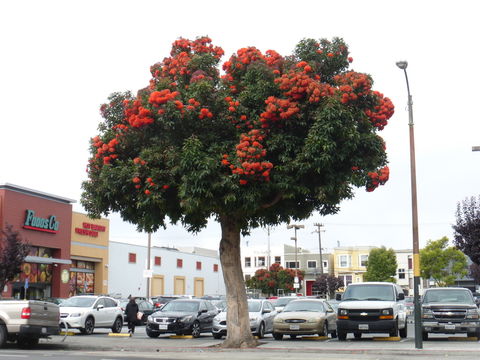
21 307 31 319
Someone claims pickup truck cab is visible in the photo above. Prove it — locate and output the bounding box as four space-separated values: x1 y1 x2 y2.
0 299 59 348
336 282 407 340
421 287 480 340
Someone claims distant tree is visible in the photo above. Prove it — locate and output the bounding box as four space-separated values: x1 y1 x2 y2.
0 226 30 295
469 263 480 284
246 263 304 296
363 246 397 282
420 237 468 286
311 274 344 298
453 195 480 265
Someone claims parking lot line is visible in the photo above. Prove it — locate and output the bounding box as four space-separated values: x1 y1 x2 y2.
108 333 131 337
169 335 193 339
372 336 400 341
447 337 478 341
301 336 328 340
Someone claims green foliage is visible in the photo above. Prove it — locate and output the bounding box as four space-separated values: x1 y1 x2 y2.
246 263 304 296
363 247 397 282
420 237 468 286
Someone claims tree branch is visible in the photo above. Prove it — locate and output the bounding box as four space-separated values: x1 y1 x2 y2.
260 192 283 209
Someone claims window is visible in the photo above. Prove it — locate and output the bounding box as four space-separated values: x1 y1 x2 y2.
338 255 350 268
274 256 281 264
359 254 368 267
213 264 219 272
154 256 161 266
258 256 266 267
196 261 202 270
408 257 413 270
340 275 353 286
104 298 116 307
323 260 328 269
398 268 405 279
307 260 317 269
177 259 183 268
245 257 251 267
285 261 299 269
128 253 136 263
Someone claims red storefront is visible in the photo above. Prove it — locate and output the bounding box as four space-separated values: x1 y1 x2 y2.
0 183 74 299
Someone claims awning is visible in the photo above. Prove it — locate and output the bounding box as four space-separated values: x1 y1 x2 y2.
70 255 102 263
25 256 72 265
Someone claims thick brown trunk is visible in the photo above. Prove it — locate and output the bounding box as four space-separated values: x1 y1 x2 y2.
218 215 257 348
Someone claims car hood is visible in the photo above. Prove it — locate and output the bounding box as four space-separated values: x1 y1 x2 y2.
151 311 196 318
275 311 323 320
423 303 477 309
59 306 89 314
339 300 396 310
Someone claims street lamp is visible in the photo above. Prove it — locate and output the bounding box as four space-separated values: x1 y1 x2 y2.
287 224 304 294
396 60 422 349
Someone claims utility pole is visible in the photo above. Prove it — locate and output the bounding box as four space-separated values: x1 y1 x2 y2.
313 223 325 274
287 224 304 294
146 232 151 299
267 226 271 269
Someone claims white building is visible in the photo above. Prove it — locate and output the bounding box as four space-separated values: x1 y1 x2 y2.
108 241 225 298
241 244 285 281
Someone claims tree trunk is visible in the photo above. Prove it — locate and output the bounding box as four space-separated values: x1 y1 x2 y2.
218 215 257 348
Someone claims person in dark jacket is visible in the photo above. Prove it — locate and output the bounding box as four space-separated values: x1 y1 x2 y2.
125 297 139 335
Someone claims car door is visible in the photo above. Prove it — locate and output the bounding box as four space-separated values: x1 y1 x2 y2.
324 301 337 331
104 298 119 326
93 298 108 326
262 300 276 332
202 301 217 331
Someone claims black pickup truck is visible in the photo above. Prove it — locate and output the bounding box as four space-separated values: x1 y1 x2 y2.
421 287 480 340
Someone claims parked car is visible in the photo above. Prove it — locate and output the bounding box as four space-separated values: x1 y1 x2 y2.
421 287 480 340
119 298 155 324
404 296 414 318
146 299 218 338
212 299 277 339
151 295 185 309
59 295 123 335
326 299 340 312
272 298 337 340
336 282 407 340
273 296 301 312
211 299 227 311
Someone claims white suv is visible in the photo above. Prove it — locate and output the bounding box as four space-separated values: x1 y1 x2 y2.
59 295 124 335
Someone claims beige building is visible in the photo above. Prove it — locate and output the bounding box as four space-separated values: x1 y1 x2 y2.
333 246 377 288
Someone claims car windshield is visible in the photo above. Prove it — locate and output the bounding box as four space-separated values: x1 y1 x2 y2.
423 290 474 304
161 301 199 312
248 301 262 312
342 285 395 301
61 297 96 307
275 297 297 306
283 301 324 312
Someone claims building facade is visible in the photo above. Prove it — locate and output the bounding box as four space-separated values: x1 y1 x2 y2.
108 241 225 298
332 246 377 287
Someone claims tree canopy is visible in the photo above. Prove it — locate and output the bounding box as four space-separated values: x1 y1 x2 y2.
81 36 394 347
363 246 397 282
246 263 303 296
311 273 344 298
0 226 30 294
420 237 468 286
453 195 480 265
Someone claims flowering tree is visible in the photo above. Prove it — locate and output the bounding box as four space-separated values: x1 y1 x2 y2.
246 263 304 296
312 274 344 298
0 226 30 295
81 36 394 347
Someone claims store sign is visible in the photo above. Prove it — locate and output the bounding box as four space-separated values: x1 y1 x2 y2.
75 222 106 238
23 209 59 234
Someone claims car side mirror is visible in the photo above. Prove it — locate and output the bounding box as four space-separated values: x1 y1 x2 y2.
397 293 405 301
199 309 207 314
326 308 334 313
97 304 104 310
277 308 283 313
335 293 342 301
262 309 271 314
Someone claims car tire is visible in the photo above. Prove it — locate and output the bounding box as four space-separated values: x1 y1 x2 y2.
146 328 160 338
338 330 347 341
212 333 223 339
273 332 283 340
0 324 6 348
256 322 265 339
422 331 428 341
111 317 123 333
353 332 361 339
399 324 408 338
320 321 328 337
467 331 477 338
191 321 201 338
331 330 337 338
389 321 398 337
81 317 95 335
290 334 297 339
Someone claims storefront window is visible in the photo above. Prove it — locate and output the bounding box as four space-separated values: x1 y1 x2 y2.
69 260 95 297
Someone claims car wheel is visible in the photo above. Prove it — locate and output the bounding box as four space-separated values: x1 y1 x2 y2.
213 333 223 339
331 330 337 339
146 328 160 338
467 331 477 338
81 317 95 335
273 332 283 340
422 331 428 341
290 334 297 339
338 331 347 341
256 322 265 339
353 332 361 339
111 317 123 333
191 321 201 338
389 321 398 337
0 324 7 348
320 321 328 337
399 324 408 338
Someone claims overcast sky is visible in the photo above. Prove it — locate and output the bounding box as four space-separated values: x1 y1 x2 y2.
1 0 479 255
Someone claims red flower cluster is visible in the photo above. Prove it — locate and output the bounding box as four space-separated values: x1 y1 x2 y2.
260 96 299 128
148 89 180 106
92 136 119 165
334 72 372 104
366 166 390 192
275 70 334 104
364 91 394 130
198 108 213 119
124 100 154 128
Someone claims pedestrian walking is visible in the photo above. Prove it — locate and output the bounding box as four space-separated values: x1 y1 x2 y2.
125 297 139 335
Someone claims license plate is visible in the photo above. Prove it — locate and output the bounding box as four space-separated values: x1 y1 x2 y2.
41 327 47 334
289 324 300 330
159 324 168 330
359 324 369 330
444 324 455 330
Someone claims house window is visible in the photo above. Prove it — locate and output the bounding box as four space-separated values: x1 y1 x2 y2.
196 261 202 270
258 256 266 267
177 259 183 268
285 261 299 269
245 257 251 267
307 260 317 269
338 255 350 268
274 256 281 264
408 257 413 270
323 260 328 269
154 256 161 266
128 253 136 263
340 275 353 286
398 268 405 279
213 264 219 272
359 254 368 267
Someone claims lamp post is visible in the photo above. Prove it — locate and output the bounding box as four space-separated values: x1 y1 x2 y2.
396 60 422 349
287 224 304 294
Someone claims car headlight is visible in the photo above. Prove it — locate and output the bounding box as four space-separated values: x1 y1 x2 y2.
147 315 153 322
70 313 82 317
307 318 318 323
381 309 393 315
339 309 348 316
274 317 284 323
422 308 434 319
179 315 193 323
213 317 220 324
466 309 479 319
